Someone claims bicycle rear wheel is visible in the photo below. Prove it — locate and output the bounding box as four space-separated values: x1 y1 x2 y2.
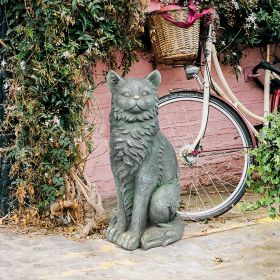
158 91 253 220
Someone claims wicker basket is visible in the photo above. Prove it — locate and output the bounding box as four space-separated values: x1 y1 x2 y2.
148 8 200 65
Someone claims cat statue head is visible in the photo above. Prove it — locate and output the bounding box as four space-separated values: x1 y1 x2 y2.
107 70 161 122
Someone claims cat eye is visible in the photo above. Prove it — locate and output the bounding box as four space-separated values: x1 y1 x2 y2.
142 90 150 96
121 90 131 97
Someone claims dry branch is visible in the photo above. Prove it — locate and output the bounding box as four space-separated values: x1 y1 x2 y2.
50 168 107 236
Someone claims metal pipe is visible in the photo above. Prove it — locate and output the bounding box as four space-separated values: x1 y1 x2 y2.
263 44 271 117
187 23 213 153
212 44 265 123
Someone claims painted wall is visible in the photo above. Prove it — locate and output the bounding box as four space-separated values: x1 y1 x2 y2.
85 48 265 199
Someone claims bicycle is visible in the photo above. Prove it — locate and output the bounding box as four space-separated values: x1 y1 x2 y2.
157 22 280 221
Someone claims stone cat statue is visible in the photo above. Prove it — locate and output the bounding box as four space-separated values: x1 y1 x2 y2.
107 70 184 250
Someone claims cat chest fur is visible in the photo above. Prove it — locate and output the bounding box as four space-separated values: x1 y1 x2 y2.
110 119 159 182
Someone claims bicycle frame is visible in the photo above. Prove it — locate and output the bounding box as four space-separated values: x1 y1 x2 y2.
187 23 273 154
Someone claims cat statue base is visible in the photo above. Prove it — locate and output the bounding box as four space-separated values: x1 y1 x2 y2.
107 70 184 250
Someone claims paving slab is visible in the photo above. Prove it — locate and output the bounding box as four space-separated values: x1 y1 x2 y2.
0 218 279 280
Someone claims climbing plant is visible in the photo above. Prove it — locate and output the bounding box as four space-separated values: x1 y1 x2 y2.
177 0 280 73
247 113 280 218
0 0 147 233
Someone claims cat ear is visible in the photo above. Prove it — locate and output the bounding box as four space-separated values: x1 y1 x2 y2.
145 70 161 88
107 70 123 89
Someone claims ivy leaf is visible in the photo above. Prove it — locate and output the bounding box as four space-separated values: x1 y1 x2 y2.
72 0 78 11
269 207 276 218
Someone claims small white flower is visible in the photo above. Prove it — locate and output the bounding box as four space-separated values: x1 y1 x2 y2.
221 41 226 46
232 52 237 56
44 173 48 177
3 82 9 89
231 0 239 10
53 116 60 126
1 59 7 67
94 42 99 47
62 51 70 58
20 61 26 70
245 14 258 30
49 138 54 142
247 14 257 24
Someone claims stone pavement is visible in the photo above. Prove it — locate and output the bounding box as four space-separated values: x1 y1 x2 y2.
0 219 279 280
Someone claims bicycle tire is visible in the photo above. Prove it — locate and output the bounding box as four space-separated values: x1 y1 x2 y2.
158 91 253 220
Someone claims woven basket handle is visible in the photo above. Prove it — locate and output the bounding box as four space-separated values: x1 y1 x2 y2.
160 1 212 28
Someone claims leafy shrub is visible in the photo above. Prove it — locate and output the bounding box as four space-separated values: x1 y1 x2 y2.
247 113 280 217
0 0 146 215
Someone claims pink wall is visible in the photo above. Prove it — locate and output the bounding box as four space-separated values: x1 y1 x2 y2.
86 48 265 199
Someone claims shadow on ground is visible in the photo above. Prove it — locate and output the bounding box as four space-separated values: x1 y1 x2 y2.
0 191 279 280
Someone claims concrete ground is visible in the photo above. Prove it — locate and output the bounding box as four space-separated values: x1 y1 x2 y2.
0 216 279 280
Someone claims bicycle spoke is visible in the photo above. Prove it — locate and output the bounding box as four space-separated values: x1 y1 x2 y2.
201 165 225 202
205 164 239 189
181 102 196 142
226 161 246 171
162 106 180 149
203 164 232 196
159 92 251 219
180 161 217 210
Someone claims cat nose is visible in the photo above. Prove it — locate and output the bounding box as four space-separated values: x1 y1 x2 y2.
134 95 140 100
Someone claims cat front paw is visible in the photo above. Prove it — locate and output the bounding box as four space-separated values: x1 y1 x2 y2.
115 231 141 251
107 216 127 243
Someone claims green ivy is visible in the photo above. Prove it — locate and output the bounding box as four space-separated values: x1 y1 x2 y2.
247 113 280 218
0 0 146 211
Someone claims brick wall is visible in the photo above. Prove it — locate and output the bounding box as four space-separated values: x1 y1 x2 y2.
85 48 265 199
